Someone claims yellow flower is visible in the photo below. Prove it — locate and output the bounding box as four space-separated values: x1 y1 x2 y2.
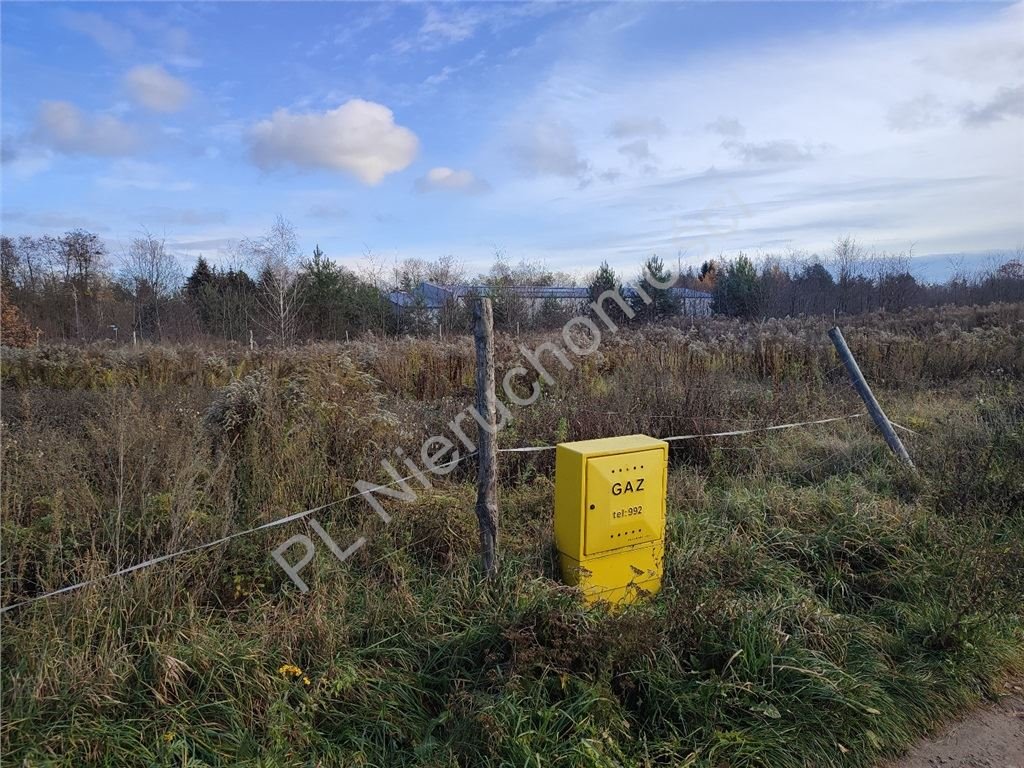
277 663 303 678
162 732 175 743
302 676 311 686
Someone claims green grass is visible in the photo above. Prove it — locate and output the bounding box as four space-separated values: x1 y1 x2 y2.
2 309 1023 766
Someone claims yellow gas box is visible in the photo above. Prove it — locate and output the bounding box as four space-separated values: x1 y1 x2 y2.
554 434 668 604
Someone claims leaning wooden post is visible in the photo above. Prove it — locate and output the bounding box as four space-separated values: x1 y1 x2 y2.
828 326 914 468
473 298 500 577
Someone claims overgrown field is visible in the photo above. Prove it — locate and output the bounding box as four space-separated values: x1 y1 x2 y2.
2 303 1023 767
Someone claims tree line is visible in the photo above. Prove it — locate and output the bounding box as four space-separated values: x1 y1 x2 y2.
2 218 1022 347
1 218 395 346
705 237 1024 319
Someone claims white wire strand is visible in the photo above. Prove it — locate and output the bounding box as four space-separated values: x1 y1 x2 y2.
1 412 867 614
889 421 920 436
0 453 475 615
661 413 865 442
496 414 866 453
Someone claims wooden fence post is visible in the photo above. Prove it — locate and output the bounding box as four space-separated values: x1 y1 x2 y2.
828 326 915 468
474 298 500 577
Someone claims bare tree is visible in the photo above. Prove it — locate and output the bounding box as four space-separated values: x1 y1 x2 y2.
239 215 302 345
391 257 429 293
831 235 865 314
354 247 396 334
356 247 389 291
391 253 466 292
871 246 913 311
427 254 466 287
53 230 107 339
120 231 183 341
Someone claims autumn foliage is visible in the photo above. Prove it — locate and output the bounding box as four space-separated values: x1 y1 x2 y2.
0 293 35 348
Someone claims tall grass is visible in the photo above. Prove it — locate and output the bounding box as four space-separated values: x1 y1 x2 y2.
1 303 1022 766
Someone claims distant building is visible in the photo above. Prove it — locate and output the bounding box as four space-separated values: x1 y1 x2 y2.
386 280 713 317
669 286 714 316
617 285 714 316
385 281 591 311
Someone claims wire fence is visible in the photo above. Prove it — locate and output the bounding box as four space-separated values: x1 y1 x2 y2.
1 410 878 615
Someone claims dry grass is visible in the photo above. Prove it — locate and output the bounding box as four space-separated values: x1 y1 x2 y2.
1 302 1022 766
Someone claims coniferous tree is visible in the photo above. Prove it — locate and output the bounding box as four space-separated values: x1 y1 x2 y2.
630 255 680 322
184 257 223 335
588 261 617 303
588 261 631 327
713 253 760 318
296 245 390 339
185 258 215 312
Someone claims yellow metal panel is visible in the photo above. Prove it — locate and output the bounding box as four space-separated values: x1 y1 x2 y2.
554 445 587 559
558 434 667 459
584 449 665 556
553 434 668 604
558 543 664 604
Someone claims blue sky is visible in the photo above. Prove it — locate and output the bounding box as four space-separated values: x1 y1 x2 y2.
2 1 1022 281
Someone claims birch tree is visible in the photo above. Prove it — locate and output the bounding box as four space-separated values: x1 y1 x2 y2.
240 216 302 345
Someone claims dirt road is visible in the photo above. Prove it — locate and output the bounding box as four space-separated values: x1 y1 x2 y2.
889 681 1024 768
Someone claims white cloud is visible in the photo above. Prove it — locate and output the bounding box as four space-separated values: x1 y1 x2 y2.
122 10 201 67
392 5 485 54
609 117 667 139
722 139 829 164
308 203 349 220
706 116 746 138
887 94 947 132
0 142 54 178
61 11 135 55
392 4 559 55
249 99 419 185
34 101 142 156
167 237 237 254
415 167 490 194
617 139 652 163
61 8 202 67
125 65 191 112
421 51 487 90
140 207 228 226
961 84 1024 127
424 66 457 88
1 210 105 231
98 160 193 192
418 6 481 48
511 122 590 180
483 1 1024 265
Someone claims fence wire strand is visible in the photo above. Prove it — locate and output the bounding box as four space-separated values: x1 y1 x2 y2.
1 412 869 614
